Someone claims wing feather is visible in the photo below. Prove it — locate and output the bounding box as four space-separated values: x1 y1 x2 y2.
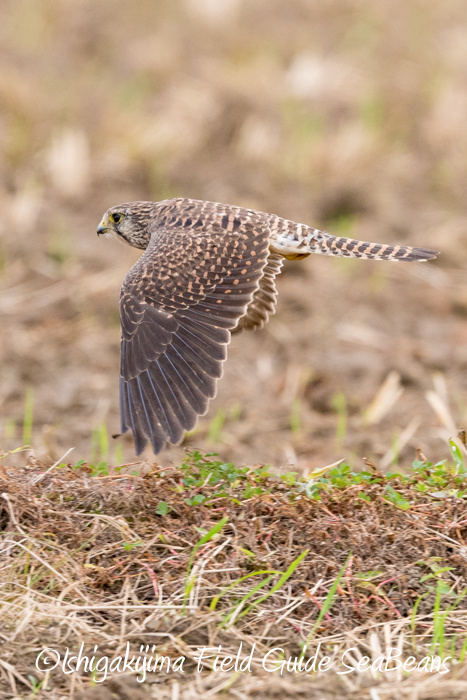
232 253 284 334
119 225 270 454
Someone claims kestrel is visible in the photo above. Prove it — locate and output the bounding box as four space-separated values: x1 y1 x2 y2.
97 198 437 455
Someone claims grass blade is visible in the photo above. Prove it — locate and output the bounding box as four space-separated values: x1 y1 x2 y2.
22 388 34 446
186 516 229 577
430 578 444 654
219 575 277 627
184 516 229 607
99 423 109 462
210 570 280 611
221 549 309 627
303 552 351 648
411 592 429 650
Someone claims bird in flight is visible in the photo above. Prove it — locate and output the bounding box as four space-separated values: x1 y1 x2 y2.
97 198 437 455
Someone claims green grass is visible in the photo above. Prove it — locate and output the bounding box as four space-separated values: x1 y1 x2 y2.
22 388 34 446
220 549 309 628
184 516 229 607
208 408 226 443
152 441 467 510
4 418 15 440
177 449 272 504
47 437 467 513
302 553 351 650
114 442 124 464
98 423 109 461
332 392 347 447
210 570 281 611
290 398 302 435
91 422 109 464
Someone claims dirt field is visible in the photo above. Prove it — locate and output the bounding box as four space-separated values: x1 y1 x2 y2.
1 0 467 471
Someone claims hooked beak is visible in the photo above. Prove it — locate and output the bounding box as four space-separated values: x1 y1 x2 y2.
97 220 108 236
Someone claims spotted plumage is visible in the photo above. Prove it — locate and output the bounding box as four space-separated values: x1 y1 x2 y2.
97 197 438 455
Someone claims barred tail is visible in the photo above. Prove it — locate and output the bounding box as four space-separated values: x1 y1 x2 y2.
270 226 438 262
320 235 438 262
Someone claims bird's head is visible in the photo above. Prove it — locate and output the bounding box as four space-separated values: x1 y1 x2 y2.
97 201 157 250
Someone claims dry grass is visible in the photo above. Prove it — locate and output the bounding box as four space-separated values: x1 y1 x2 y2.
3 449 467 698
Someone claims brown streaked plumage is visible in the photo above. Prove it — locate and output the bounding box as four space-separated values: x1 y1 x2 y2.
97 197 438 455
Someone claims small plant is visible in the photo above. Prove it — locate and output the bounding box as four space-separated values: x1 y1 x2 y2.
184 516 229 607
228 403 242 421
28 675 44 696
179 450 271 505
185 494 207 506
281 471 298 486
219 549 309 628
384 485 411 510
354 570 384 587
299 462 380 500
122 540 143 551
208 408 226 443
449 439 467 474
290 398 301 435
332 392 347 447
60 459 110 476
155 501 170 515
23 388 34 446
417 558 456 595
408 450 467 496
114 442 124 465
90 461 109 477
4 417 15 439
91 423 109 464
302 553 352 648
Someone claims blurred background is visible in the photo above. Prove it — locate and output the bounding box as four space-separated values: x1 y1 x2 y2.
1 0 467 471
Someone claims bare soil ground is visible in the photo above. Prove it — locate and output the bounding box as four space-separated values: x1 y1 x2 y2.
1 0 467 470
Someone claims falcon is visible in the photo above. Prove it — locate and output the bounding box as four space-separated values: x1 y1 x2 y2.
97 197 438 455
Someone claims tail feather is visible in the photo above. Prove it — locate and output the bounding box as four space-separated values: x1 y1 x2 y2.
321 235 438 262
271 224 438 262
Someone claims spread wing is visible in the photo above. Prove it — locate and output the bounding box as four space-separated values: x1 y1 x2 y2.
119 225 270 454
232 253 283 334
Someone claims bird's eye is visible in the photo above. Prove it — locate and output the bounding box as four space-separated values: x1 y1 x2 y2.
111 213 122 224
